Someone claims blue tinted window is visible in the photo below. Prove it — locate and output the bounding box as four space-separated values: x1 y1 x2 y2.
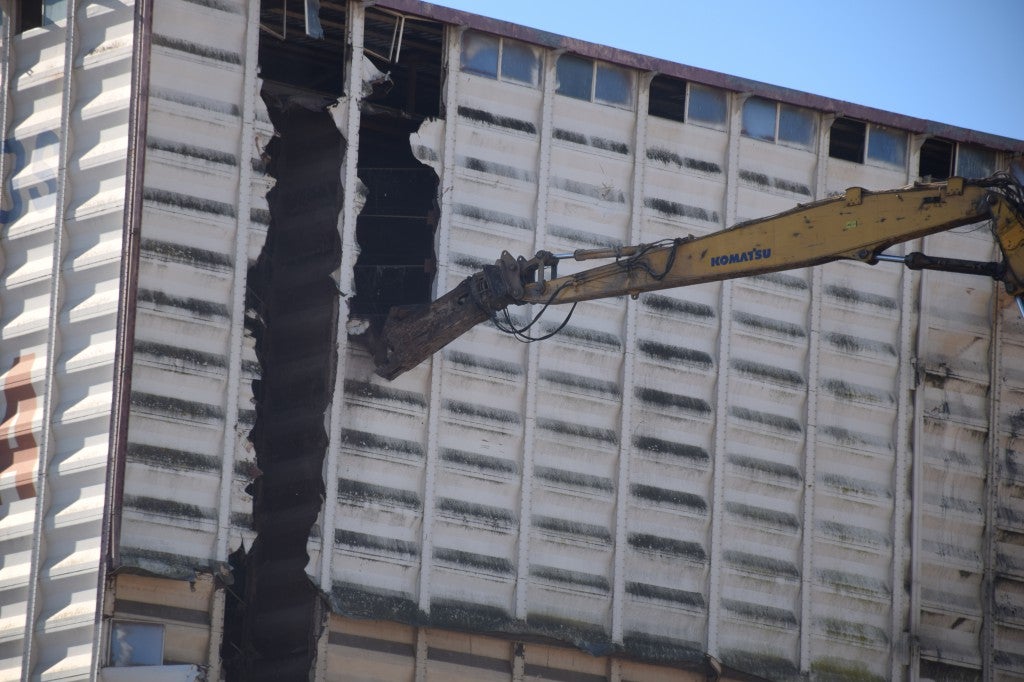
867 126 907 167
556 54 593 100
461 31 498 78
500 40 539 85
742 97 776 141
688 84 727 126
595 63 631 106
778 104 816 149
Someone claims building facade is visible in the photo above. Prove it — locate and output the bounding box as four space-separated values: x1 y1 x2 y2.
1 1 1023 680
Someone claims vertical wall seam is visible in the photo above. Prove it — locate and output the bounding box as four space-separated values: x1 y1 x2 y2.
208 0 262 677
706 91 744 657
105 0 153 573
320 0 366 609
22 2 78 676
610 71 650 645
0 4 11 205
515 47 557 621
417 23 463 615
909 245 929 682
799 119 831 674
892 146 922 682
981 254 1003 682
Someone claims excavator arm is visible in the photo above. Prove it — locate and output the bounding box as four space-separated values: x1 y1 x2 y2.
373 175 1024 380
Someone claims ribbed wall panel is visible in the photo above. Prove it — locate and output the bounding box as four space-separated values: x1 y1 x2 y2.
0 1 134 678
121 0 248 577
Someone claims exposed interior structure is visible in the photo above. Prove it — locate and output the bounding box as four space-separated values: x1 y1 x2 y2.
226 3 443 678
351 8 443 323
225 2 347 678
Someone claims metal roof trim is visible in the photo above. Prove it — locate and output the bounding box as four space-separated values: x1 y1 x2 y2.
376 0 1024 153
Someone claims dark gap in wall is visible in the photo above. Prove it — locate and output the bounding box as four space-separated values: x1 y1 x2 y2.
223 3 347 677
649 74 687 123
350 9 444 329
228 95 342 682
828 117 866 163
350 115 439 319
257 0 347 96
920 138 954 181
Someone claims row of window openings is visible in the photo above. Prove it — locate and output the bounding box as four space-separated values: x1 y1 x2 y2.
461 32 995 179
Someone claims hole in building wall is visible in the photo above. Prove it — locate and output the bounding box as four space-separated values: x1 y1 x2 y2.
350 8 444 326
224 4 444 679
223 3 346 680
919 138 954 180
828 117 866 163
649 74 687 123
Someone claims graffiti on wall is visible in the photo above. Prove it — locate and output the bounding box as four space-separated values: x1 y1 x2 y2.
0 354 39 503
1 130 60 225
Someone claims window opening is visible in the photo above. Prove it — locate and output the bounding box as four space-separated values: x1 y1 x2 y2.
595 62 631 105
828 117 866 163
364 8 406 64
15 0 64 31
828 117 907 168
778 104 815 148
956 144 996 179
461 31 499 77
501 39 539 85
742 97 815 149
363 8 443 119
687 84 727 127
460 31 539 86
257 0 346 95
556 54 593 101
866 124 906 167
109 621 164 666
259 0 322 40
556 54 633 107
741 97 776 141
919 138 954 180
352 11 444 320
648 74 686 123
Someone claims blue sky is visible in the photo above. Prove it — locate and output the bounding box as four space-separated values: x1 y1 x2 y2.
437 0 1024 142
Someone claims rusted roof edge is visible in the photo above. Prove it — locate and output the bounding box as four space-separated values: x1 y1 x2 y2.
376 0 1024 153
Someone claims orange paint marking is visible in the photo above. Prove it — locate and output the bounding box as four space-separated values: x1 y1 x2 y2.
0 354 39 501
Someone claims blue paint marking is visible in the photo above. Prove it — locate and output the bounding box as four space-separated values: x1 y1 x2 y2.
1 130 60 225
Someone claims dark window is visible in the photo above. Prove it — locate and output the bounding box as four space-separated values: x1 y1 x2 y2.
556 54 593 100
17 0 44 31
828 117 866 163
919 138 954 180
648 75 687 122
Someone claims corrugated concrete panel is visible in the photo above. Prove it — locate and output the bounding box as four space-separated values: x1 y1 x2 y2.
0 1 135 679
121 0 249 577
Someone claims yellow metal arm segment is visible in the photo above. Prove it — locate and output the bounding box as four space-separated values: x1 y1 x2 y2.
521 178 1020 306
373 176 1024 380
